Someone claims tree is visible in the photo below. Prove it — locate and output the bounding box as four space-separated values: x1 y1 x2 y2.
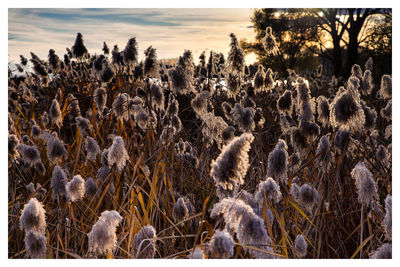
243 8 391 78
241 9 320 75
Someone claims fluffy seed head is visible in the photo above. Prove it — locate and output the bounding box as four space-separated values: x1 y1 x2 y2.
255 177 282 204
317 96 330 126
107 136 130 172
87 210 122 256
267 139 288 184
16 144 41 167
370 243 392 259
150 83 164 110
383 194 391 241
330 90 365 130
20 197 46 234
209 230 234 259
85 136 100 162
49 99 62 127
294 234 307 258
25 231 46 259
379 74 391 99
298 184 319 211
133 225 157 259
122 37 138 66
66 175 85 202
94 88 107 111
112 93 129 122
277 90 292 114
263 26 278 55
51 165 68 199
351 162 378 205
85 177 98 198
187 247 205 259
210 133 254 192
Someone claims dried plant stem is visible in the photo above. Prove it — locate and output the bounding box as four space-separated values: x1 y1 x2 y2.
360 203 364 258
73 130 83 175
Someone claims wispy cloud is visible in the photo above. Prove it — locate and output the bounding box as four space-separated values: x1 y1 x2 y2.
8 8 257 64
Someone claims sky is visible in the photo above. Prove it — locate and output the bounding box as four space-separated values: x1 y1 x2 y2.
8 8 258 65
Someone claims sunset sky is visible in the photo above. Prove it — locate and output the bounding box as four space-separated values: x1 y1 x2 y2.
8 8 258 65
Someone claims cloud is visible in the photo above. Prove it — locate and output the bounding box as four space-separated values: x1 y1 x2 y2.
8 8 257 64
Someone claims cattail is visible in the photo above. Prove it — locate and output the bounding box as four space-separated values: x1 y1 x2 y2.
226 33 245 76
150 83 164 110
20 197 46 234
43 133 67 163
378 74 391 99
144 46 158 78
76 116 91 132
334 129 350 152
277 90 292 114
361 70 373 95
187 247 205 259
100 60 114 83
71 33 88 59
380 100 391 121
25 231 46 259
31 125 41 139
49 99 62 127
210 133 254 192
51 165 67 199
364 57 373 71
370 243 391 259
87 210 122 256
316 135 330 168
291 127 309 155
35 162 46 176
383 194 391 241
123 37 138 66
93 54 105 73
172 197 189 223
85 136 100 162
299 120 320 142
317 96 330 127
263 26 278 55
41 112 50 126
254 65 265 91
191 90 209 116
48 49 60 72
30 53 47 76
171 115 182 132
299 102 314 122
222 126 235 143
294 234 307 258
222 102 233 118
267 139 288 184
254 177 282 204
66 175 85 202
209 230 234 259
112 93 129 122
297 81 310 106
85 177 98 198
290 182 300 200
20 55 28 66
102 42 109 55
351 162 378 205
297 184 319 211
361 103 377 131
330 89 364 130
210 198 274 258
351 64 363 80
16 144 41 167
133 225 157 259
67 94 81 117
232 103 255 132
107 136 130 172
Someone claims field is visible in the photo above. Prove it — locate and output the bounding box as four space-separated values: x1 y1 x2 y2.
8 30 392 259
